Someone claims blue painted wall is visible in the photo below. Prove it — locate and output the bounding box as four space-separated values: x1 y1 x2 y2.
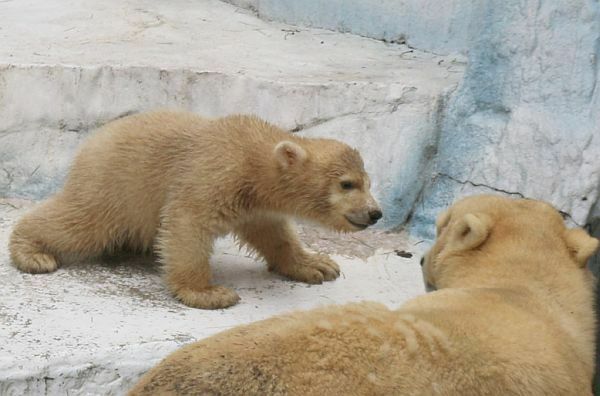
258 0 475 55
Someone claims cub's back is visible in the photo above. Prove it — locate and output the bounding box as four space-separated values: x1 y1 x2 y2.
62 111 210 194
54 112 213 239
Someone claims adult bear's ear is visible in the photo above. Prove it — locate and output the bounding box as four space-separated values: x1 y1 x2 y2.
435 209 451 236
564 228 599 268
274 141 307 169
449 213 492 251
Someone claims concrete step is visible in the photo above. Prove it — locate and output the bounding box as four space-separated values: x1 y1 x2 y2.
0 0 464 228
0 199 426 395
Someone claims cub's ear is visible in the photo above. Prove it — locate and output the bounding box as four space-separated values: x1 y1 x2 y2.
274 141 307 169
449 213 492 251
435 209 451 236
564 228 599 267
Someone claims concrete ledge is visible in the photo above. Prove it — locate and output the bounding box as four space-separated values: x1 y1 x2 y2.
226 0 476 55
0 199 427 395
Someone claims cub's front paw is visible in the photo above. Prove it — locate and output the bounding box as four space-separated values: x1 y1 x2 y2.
276 253 341 284
175 285 241 309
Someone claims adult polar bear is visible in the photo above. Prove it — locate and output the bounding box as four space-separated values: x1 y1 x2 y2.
9 111 382 309
130 195 597 395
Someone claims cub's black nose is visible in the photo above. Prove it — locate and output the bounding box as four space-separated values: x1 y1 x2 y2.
420 257 424 266
369 209 383 223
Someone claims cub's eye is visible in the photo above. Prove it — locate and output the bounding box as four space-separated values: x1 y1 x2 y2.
340 181 354 190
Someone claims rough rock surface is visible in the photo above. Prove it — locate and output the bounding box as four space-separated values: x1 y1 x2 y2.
411 1 600 238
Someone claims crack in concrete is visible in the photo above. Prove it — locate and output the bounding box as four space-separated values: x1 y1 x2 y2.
289 104 389 133
55 111 138 135
1 167 14 191
0 201 18 210
288 109 381 133
289 87 422 133
437 172 525 198
289 115 344 132
558 210 587 229
438 172 587 227
29 165 40 178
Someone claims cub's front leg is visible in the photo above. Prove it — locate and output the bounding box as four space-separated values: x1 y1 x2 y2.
157 203 240 309
235 214 340 284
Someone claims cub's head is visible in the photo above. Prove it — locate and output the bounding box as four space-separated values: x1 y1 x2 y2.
273 139 381 232
421 194 598 290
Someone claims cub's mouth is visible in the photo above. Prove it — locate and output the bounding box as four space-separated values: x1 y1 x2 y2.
344 216 369 230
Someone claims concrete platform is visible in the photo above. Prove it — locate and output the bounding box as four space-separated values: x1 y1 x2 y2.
0 0 464 227
0 0 442 393
0 199 427 395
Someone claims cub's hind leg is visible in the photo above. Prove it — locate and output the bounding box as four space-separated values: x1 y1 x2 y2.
9 195 116 273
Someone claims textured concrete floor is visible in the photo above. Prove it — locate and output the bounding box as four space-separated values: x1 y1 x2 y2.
0 199 427 394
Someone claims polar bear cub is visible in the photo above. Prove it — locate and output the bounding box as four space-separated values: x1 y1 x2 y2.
9 111 382 309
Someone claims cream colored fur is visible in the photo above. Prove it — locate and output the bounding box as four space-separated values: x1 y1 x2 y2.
129 195 597 395
9 111 380 309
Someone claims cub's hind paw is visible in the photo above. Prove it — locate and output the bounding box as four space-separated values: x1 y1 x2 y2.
12 252 59 274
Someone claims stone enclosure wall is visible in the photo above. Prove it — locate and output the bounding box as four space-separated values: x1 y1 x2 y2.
2 0 599 237
230 0 600 238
